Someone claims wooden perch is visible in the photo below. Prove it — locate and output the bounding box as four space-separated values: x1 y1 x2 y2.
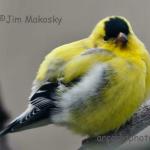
79 100 150 150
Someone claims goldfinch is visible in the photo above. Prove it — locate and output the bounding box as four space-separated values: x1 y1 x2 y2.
1 16 150 137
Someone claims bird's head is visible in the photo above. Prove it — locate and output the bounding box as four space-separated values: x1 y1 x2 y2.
90 16 143 51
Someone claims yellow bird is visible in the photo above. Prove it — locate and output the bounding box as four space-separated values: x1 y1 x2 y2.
1 16 150 137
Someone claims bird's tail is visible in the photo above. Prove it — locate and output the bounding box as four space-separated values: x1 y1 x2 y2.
0 120 18 137
0 105 50 137
0 81 59 137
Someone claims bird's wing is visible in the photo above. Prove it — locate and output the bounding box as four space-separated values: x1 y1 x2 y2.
62 48 115 83
29 48 115 114
33 38 89 92
0 81 61 137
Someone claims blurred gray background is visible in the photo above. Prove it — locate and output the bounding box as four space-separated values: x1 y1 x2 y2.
0 0 150 150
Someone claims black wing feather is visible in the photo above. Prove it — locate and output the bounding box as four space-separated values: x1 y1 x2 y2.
0 81 59 137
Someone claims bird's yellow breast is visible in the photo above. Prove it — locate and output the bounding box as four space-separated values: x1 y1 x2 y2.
66 53 147 136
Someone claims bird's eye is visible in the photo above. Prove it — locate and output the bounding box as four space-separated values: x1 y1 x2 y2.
103 35 109 41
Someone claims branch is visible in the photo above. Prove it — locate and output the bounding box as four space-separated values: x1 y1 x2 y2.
79 100 150 150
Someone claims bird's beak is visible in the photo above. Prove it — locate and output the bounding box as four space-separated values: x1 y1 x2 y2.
116 32 128 46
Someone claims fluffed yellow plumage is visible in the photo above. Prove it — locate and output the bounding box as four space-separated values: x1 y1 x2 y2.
1 16 150 138
59 17 150 136
64 50 147 135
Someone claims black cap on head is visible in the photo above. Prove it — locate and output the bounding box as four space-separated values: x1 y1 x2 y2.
104 17 130 41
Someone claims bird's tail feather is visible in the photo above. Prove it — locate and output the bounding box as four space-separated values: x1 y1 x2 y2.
0 106 51 137
0 120 18 137
0 81 59 137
